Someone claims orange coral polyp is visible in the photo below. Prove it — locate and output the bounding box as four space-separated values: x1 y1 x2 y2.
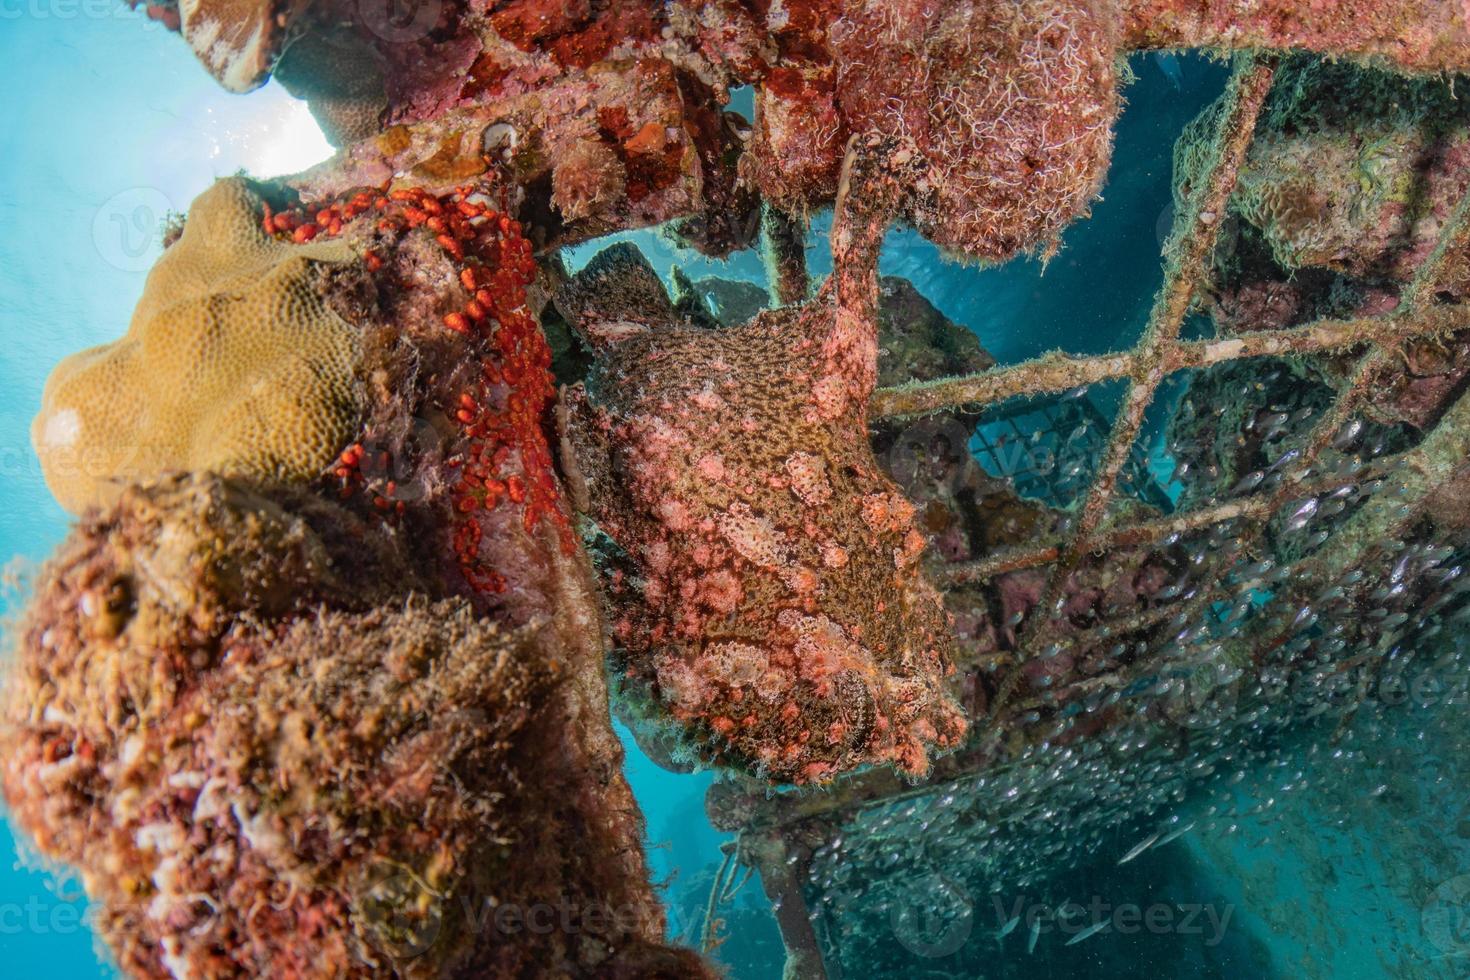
263 179 574 594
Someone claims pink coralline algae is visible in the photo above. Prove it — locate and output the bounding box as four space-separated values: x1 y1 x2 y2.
145 0 1470 264
564 144 966 785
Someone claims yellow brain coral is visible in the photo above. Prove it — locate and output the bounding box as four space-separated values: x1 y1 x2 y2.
33 178 364 514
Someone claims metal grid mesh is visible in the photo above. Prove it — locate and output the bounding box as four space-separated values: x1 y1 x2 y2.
708 53 1470 977
873 54 1469 723
968 391 1175 512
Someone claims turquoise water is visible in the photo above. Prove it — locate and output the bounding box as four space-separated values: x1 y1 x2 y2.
3 17 1469 980
0 14 337 975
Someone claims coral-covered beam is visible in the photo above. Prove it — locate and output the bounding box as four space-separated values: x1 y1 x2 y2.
870 302 1470 417
744 834 828 980
871 304 1470 419
1121 0 1470 75
936 467 1358 586
761 204 810 308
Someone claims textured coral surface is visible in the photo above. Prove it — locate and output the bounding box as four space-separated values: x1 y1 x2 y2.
827 0 1120 260
1121 0 1470 75
1 475 708 978
564 149 966 784
33 178 364 514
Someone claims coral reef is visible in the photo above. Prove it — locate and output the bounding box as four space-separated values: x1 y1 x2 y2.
1 475 709 978
562 145 966 784
141 0 1470 261
13 158 707 975
33 179 365 514
272 0 761 254
1179 58 1470 429
19 3 1470 977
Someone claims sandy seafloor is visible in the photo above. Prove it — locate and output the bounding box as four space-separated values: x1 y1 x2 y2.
3 15 1469 979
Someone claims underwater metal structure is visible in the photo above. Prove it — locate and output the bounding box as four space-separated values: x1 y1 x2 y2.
7 3 1470 978
704 56 1470 978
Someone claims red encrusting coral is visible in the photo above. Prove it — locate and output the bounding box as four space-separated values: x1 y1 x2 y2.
259 178 575 597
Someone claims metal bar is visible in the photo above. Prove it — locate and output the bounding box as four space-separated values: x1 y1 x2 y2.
871 306 1468 419
1401 185 1470 312
724 58 1470 944
762 203 811 307
745 833 828 980
997 57 1277 690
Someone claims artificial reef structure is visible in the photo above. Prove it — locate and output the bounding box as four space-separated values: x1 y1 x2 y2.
6 2 1470 978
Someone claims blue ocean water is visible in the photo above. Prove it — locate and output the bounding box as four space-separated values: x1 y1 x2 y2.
2 17 1468 980
0 14 338 976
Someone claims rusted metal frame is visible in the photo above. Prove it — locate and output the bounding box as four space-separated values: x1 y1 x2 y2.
999 187 1470 725
938 457 1400 587
1019 357 1441 691
1402 185 1470 313
932 300 1470 588
700 842 739 953
1000 56 1278 705
1010 52 1270 634
871 304 1467 420
1288 206 1470 591
878 305 1465 420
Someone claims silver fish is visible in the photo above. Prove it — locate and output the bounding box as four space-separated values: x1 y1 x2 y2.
1065 920 1109 946
1117 830 1160 865
1155 821 1196 848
